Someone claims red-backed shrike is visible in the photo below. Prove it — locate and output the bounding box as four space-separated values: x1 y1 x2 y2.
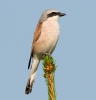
25 9 66 94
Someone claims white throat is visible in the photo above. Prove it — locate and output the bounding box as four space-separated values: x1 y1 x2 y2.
46 17 60 31
42 16 60 36
48 16 59 21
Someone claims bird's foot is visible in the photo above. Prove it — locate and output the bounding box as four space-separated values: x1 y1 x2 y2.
42 53 52 59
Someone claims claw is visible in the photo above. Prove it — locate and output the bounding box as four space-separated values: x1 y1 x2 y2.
42 53 52 59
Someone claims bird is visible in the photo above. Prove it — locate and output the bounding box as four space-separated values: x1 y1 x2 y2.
25 9 66 94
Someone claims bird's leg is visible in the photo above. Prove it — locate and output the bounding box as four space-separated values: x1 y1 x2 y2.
42 53 52 59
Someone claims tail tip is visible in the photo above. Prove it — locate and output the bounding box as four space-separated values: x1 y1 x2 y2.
25 79 34 94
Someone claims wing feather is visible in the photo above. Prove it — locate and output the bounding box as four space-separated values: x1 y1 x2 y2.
28 22 42 69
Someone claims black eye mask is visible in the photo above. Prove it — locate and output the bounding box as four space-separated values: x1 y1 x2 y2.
47 12 59 17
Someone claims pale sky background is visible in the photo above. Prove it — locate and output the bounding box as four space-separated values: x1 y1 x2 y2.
0 0 96 100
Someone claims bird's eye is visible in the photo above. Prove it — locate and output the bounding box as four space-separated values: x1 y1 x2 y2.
52 12 57 16
47 12 58 18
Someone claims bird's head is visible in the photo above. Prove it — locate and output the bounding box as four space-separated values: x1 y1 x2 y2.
39 9 66 22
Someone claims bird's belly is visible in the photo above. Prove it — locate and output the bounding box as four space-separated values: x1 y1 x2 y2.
36 31 59 55
48 34 59 53
44 32 59 53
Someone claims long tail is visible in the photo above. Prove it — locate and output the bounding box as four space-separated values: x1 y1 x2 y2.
25 58 40 94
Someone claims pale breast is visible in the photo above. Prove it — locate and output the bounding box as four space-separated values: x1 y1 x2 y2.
33 19 60 57
41 19 60 53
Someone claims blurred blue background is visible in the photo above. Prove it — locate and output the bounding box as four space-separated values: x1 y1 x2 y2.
0 0 96 100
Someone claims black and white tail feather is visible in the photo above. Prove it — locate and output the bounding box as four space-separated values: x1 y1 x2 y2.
25 56 40 94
